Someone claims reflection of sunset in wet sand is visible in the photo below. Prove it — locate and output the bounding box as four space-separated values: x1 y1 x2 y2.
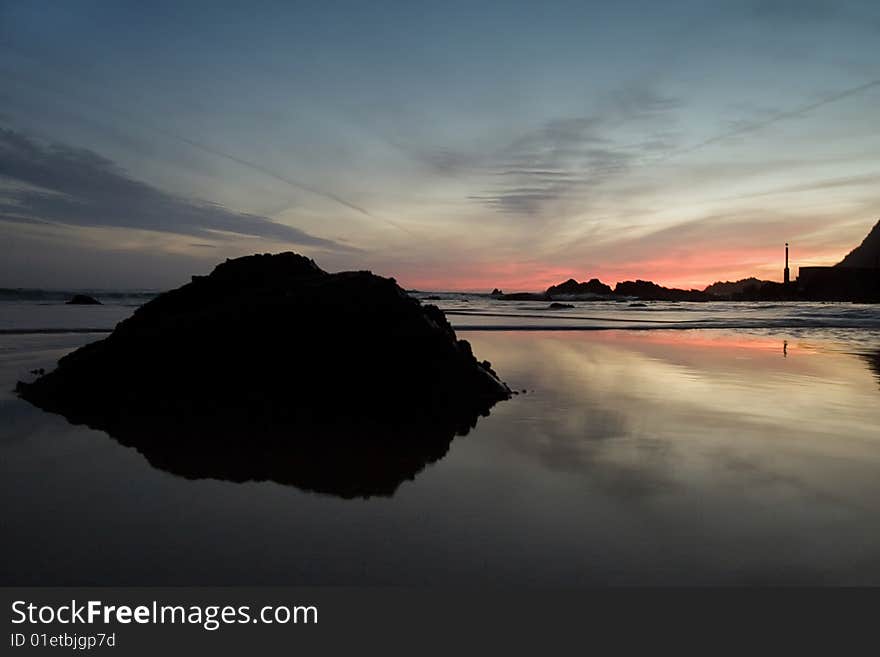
4 327 880 584
461 330 880 579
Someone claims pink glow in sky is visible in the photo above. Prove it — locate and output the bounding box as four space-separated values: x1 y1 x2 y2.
2 3 879 289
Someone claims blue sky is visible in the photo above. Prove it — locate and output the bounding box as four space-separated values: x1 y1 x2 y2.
1 0 879 289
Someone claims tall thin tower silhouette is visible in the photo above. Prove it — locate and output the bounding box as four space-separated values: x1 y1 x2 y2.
784 242 790 285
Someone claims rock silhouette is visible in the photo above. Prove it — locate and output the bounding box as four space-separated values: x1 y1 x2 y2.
703 278 768 298
66 294 101 305
838 219 880 268
546 278 613 298
614 280 709 302
17 252 511 498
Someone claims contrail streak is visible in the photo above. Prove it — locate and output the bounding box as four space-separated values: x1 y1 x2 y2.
155 129 371 216
1 44 417 236
141 126 417 236
655 78 880 163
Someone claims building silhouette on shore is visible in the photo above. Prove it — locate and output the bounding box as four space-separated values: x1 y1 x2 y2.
787 220 880 301
784 243 790 285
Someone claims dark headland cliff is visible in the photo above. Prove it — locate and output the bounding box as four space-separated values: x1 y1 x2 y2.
17 253 511 498
838 219 880 268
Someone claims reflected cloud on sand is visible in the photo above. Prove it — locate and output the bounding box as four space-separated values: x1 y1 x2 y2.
467 331 880 507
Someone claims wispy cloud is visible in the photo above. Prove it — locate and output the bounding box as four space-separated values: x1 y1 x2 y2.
0 129 355 251
0 46 419 238
468 87 681 216
468 74 880 219
0 43 377 218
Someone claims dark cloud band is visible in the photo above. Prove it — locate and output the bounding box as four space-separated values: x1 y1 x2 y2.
0 129 354 251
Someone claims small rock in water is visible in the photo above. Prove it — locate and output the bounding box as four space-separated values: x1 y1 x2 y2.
66 294 101 305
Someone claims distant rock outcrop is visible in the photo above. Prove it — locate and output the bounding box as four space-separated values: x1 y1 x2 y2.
17 252 511 498
490 288 503 296
704 278 768 298
66 294 101 305
546 278 612 298
837 219 880 268
614 280 709 302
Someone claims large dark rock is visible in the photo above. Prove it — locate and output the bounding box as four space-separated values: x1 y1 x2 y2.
546 278 612 298
66 294 101 305
17 252 511 498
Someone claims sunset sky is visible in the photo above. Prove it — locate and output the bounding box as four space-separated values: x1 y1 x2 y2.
2 0 879 290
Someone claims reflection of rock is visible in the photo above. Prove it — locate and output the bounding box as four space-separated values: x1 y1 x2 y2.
84 412 480 498
860 350 880 390
66 294 101 305
548 302 574 309
17 252 511 498
498 292 547 300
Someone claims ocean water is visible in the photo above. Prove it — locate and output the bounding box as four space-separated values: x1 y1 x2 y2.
2 294 880 584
